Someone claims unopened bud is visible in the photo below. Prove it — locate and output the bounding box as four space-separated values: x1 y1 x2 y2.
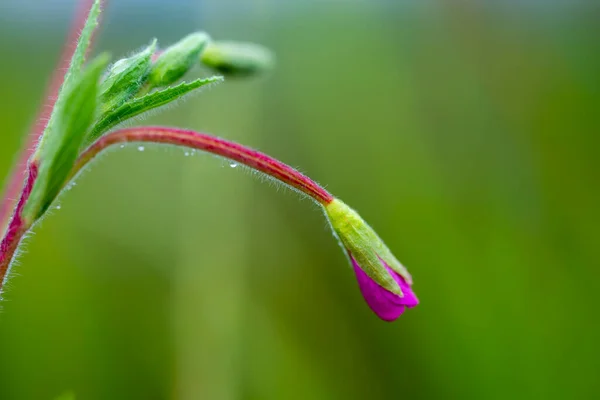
325 199 418 321
100 39 156 113
201 41 274 77
148 32 210 87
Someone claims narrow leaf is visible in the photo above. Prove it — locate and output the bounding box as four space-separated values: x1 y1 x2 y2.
87 76 223 143
34 0 102 154
24 54 109 221
63 0 102 85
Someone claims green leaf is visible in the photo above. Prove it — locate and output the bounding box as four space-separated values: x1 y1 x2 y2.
63 0 102 85
24 54 109 221
86 76 223 144
147 32 211 88
201 41 274 77
100 39 157 114
35 0 102 154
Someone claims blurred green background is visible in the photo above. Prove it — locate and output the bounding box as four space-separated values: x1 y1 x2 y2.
1 0 599 399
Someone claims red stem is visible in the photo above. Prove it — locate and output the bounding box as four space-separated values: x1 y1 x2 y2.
73 127 334 205
0 164 38 289
0 0 97 232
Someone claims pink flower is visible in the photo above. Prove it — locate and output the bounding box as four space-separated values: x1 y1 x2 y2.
351 255 419 321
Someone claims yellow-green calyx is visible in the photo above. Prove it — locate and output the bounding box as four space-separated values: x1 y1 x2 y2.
325 198 412 296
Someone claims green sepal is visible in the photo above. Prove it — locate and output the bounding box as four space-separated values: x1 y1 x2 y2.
201 41 274 77
34 0 102 154
86 76 223 144
24 54 110 221
148 32 211 88
100 39 157 114
325 199 412 295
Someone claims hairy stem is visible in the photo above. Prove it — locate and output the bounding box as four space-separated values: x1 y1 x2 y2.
0 0 99 232
0 164 38 290
73 127 334 205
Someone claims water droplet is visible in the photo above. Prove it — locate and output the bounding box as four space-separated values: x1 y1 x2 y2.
184 152 190 157
120 144 125 149
230 162 238 168
55 205 61 210
138 146 145 152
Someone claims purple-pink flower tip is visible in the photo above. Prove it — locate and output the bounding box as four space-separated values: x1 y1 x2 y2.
351 256 419 322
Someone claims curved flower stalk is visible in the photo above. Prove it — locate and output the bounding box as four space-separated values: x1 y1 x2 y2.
0 0 418 321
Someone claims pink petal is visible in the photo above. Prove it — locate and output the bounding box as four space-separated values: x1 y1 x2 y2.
351 256 418 321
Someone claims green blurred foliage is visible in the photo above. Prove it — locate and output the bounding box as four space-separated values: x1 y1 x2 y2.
0 1 599 399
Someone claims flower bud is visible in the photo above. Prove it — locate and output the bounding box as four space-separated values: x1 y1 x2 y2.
100 39 156 113
325 199 418 321
200 41 274 77
148 32 210 87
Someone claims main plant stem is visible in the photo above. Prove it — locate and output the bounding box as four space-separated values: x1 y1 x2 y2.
0 164 38 290
0 126 333 292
